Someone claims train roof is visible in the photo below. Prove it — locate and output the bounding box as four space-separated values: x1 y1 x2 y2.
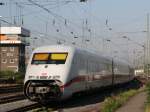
33 45 107 58
33 45 131 67
33 45 75 53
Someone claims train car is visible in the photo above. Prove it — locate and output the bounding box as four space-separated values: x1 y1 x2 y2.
24 45 134 102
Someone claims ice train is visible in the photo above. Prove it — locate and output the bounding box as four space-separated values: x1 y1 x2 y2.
24 45 134 102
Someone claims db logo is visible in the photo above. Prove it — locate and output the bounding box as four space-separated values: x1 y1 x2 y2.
41 73 47 75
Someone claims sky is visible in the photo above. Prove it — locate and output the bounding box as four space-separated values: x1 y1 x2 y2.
0 0 150 66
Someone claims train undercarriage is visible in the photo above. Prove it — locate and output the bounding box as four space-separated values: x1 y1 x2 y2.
24 80 63 102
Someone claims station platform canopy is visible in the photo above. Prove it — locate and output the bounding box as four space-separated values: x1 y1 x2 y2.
0 27 30 37
0 27 30 45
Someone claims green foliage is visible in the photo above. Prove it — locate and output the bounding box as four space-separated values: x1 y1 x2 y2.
14 71 25 84
101 90 137 112
145 82 150 112
0 70 25 84
146 82 150 105
0 70 14 79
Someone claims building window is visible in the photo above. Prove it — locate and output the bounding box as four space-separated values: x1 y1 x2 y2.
2 47 7 51
7 53 13 57
10 47 15 51
1 53 5 57
10 59 15 63
2 59 7 63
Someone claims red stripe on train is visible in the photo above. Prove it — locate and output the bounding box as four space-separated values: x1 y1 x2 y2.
60 75 113 88
60 74 132 89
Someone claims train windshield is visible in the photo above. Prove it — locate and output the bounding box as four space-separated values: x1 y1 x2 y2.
31 53 68 64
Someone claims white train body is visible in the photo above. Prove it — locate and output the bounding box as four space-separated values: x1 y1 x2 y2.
24 45 134 102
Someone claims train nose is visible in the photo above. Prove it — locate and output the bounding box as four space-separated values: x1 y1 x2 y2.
24 80 63 102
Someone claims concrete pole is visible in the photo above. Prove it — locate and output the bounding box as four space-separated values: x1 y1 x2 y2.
143 45 146 76
147 13 150 76
143 13 150 77
82 20 85 48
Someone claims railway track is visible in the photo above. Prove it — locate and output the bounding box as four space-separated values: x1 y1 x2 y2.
0 85 23 94
30 79 142 112
7 103 40 112
0 79 143 112
0 99 40 112
0 85 40 112
0 84 25 104
0 92 25 104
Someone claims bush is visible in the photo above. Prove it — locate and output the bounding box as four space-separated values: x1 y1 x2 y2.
101 90 137 112
145 82 150 112
0 70 14 79
14 71 25 84
0 70 25 84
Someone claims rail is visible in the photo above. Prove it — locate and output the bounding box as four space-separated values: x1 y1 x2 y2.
0 99 40 112
0 85 23 94
0 92 25 104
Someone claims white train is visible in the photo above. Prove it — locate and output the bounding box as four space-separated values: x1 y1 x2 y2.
24 45 134 102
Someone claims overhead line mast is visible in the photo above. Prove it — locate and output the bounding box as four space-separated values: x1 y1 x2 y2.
146 13 150 76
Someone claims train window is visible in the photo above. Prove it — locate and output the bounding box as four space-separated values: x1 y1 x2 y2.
33 53 49 60
49 53 68 64
32 53 49 64
31 53 68 64
51 53 67 60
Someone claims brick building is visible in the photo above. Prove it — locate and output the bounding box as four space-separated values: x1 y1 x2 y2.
0 27 30 72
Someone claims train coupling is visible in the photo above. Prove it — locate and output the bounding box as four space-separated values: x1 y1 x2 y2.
35 87 50 94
